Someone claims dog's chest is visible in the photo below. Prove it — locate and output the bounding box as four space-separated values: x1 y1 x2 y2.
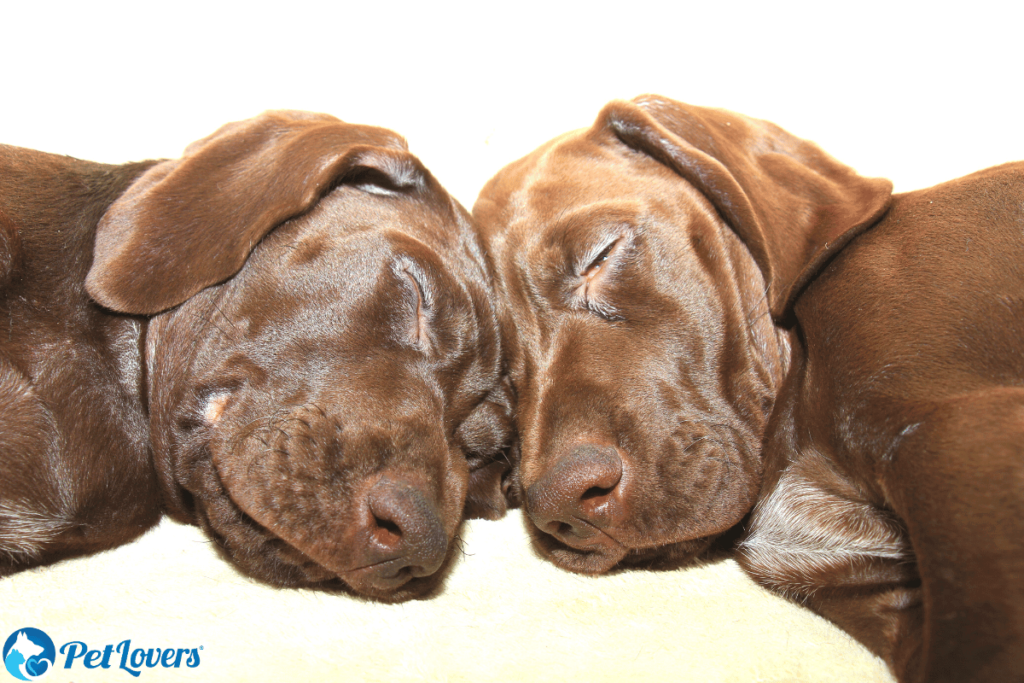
738 459 916 597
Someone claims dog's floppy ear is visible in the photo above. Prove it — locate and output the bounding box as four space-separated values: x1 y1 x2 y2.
603 96 892 319
87 110 427 315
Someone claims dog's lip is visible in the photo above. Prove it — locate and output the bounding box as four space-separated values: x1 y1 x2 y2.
345 555 406 573
532 516 719 574
546 543 628 575
276 552 438 597
272 536 428 595
545 514 624 550
533 526 628 574
542 534 716 574
268 538 425 595
338 555 437 594
341 563 442 600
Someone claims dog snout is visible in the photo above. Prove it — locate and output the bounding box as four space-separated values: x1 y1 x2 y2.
526 443 625 546
356 475 448 586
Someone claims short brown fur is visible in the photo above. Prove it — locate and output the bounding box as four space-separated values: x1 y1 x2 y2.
473 95 1023 681
1 111 513 601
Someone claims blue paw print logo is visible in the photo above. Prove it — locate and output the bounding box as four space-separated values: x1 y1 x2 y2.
3 629 55 681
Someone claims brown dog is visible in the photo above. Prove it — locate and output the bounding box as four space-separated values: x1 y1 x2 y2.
473 95 1023 681
0 111 513 600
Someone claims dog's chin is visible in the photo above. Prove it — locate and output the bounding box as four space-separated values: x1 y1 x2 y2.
342 572 446 603
241 549 447 602
534 529 718 574
219 529 446 601
617 536 718 571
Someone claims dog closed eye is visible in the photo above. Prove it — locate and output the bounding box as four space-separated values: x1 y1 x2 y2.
569 233 632 320
396 259 432 351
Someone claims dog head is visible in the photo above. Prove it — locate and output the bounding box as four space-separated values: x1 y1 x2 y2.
473 96 890 573
87 111 513 599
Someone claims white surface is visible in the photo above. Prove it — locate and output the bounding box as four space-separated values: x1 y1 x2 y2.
1 512 894 682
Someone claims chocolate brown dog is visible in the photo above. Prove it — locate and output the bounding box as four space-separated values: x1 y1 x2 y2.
473 95 1023 681
0 111 512 600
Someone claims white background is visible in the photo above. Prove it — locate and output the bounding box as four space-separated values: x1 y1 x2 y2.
3 1 1022 210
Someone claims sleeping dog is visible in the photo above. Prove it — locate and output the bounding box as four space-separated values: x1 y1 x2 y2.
0 111 512 600
473 95 1023 681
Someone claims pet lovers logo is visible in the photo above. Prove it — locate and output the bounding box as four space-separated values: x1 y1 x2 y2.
3 628 202 679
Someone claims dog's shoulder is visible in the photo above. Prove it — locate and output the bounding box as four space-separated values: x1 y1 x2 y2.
0 144 157 294
0 144 157 226
890 160 1024 224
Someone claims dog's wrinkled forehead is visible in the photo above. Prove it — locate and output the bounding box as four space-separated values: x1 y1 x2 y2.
484 122 687 241
481 127 712 309
496 130 616 211
192 197 473 362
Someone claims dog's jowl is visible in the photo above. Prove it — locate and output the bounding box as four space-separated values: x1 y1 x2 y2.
0 111 513 600
473 95 1023 681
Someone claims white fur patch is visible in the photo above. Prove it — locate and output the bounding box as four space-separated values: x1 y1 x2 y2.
0 500 72 560
0 365 76 561
740 467 911 597
204 393 232 424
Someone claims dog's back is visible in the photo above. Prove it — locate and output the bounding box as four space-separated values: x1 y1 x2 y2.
0 146 161 574
801 161 1024 410
744 161 1024 681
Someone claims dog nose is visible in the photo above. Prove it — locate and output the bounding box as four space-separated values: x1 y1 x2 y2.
362 476 448 582
525 444 624 545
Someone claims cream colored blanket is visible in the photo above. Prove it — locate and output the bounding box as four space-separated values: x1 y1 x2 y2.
2 510 892 682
